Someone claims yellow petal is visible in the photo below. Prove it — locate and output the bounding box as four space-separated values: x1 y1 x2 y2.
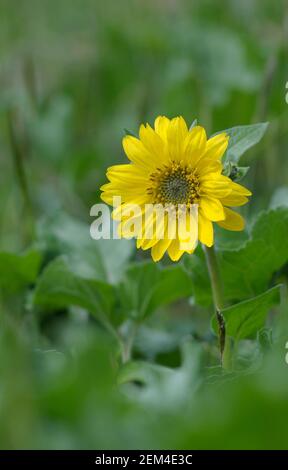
195 158 222 176
154 115 170 140
137 209 166 250
200 197 225 221
184 126 207 164
217 207 245 231
154 210 167 240
167 238 185 262
105 175 149 190
107 192 150 206
100 192 114 205
200 173 231 184
139 123 166 163
167 116 189 161
230 181 252 196
100 182 114 192
151 236 172 262
165 209 177 241
177 211 198 251
141 237 159 250
136 237 143 249
107 163 144 177
220 194 248 207
119 214 143 238
122 135 155 170
200 180 232 198
198 212 214 247
202 133 229 160
111 202 145 221
137 210 155 248
107 164 147 185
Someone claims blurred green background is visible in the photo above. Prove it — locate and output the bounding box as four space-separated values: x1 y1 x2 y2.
0 0 288 450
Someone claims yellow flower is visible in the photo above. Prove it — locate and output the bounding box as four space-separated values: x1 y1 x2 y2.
100 116 251 262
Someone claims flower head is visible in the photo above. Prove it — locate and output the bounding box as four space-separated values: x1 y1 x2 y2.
100 116 251 262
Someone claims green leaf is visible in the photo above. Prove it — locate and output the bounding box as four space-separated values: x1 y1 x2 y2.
169 25 260 106
214 224 249 250
30 95 72 161
0 249 42 295
189 119 198 130
124 128 136 137
220 208 288 301
183 246 212 307
184 208 288 306
211 285 281 340
33 257 115 327
37 212 133 284
270 187 288 209
118 261 192 319
222 161 250 182
118 341 202 408
257 328 273 352
233 166 250 182
220 122 268 163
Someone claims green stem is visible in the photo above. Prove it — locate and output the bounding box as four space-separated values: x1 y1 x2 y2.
23 56 38 109
204 245 224 310
121 320 139 364
204 245 228 367
7 108 32 213
7 108 35 244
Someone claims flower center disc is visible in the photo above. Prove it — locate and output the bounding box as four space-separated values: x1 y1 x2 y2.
160 173 190 205
148 164 200 206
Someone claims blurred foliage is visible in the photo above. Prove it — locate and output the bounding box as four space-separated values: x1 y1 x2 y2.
0 0 288 450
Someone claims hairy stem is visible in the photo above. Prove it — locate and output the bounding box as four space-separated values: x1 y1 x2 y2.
121 321 139 364
204 245 227 366
204 245 224 310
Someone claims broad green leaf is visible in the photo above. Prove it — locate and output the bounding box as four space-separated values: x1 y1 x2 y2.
184 208 288 306
213 224 249 250
118 360 172 387
118 261 192 319
118 341 202 408
270 187 288 209
37 212 133 284
220 208 288 301
183 246 212 307
33 257 115 328
211 285 281 340
220 122 268 163
0 249 42 294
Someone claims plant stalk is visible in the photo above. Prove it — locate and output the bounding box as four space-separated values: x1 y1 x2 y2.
121 320 139 364
204 245 224 311
7 108 32 213
204 245 227 366
7 108 35 245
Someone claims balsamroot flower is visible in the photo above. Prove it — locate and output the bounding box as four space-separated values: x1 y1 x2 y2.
100 116 251 262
